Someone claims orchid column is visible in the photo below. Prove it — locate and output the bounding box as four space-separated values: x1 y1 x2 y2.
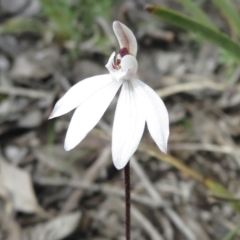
49 21 169 240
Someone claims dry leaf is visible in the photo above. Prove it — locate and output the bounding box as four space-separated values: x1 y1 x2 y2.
21 211 81 240
0 215 21 240
0 157 42 214
34 146 82 176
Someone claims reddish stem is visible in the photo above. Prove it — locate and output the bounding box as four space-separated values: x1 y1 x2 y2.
124 162 131 240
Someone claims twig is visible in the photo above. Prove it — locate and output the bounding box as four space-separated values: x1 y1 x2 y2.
208 193 240 202
90 128 240 210
61 146 111 213
156 76 225 98
131 204 165 240
95 17 116 46
90 128 240 186
169 143 240 157
219 68 240 107
131 157 197 240
138 143 240 212
115 198 165 240
145 28 174 42
154 212 174 240
0 86 52 99
55 73 71 91
35 176 162 208
90 129 204 183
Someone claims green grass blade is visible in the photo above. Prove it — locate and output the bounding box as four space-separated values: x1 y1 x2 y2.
146 5 240 63
0 18 46 34
210 0 240 38
179 0 217 30
204 179 240 212
138 142 240 212
222 222 240 240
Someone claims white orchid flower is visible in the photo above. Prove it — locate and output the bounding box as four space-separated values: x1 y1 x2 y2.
49 21 169 170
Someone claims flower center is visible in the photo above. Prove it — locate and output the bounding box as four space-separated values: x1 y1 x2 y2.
119 47 129 58
113 47 129 70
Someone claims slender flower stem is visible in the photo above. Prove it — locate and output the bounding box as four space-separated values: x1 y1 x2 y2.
124 162 131 240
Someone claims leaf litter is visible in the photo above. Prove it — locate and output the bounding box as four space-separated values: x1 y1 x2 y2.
0 0 240 239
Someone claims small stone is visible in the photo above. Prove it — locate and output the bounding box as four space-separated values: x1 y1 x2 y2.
18 110 42 128
156 51 182 74
1 0 27 14
0 55 10 70
11 48 60 80
5 145 28 165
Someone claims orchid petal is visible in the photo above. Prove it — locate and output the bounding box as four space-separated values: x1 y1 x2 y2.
134 79 169 153
64 80 122 151
113 21 137 57
105 52 125 81
49 74 113 119
112 81 145 169
105 52 116 73
121 55 138 78
105 52 137 81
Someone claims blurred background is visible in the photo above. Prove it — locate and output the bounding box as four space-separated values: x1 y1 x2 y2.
0 0 240 239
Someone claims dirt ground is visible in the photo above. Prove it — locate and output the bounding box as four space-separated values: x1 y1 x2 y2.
0 0 240 239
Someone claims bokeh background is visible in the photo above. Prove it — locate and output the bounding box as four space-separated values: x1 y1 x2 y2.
0 0 240 239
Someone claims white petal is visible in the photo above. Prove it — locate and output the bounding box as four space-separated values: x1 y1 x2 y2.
133 79 169 153
105 52 116 73
49 74 113 119
105 52 136 81
113 21 137 57
121 55 138 79
112 81 145 169
105 52 125 81
64 80 122 151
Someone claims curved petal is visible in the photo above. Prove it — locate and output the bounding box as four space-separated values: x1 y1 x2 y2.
121 55 138 79
113 21 137 57
105 52 125 81
133 79 169 153
105 52 137 81
64 80 122 151
105 52 116 73
112 81 145 170
49 74 113 119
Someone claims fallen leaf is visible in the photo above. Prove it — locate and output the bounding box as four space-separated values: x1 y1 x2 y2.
0 156 43 214
34 146 84 177
21 212 81 240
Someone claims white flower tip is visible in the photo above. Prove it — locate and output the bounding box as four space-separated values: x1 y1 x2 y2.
64 134 78 151
114 164 122 170
113 160 128 170
105 52 115 70
48 114 54 120
157 136 169 154
160 144 168 154
64 142 74 151
112 20 137 56
113 21 126 33
112 153 131 170
48 101 64 119
48 110 57 119
113 21 121 28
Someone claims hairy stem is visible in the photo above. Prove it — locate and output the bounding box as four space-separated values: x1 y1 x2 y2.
124 162 131 240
